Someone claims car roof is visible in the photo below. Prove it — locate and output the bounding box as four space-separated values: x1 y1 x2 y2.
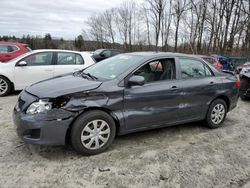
0 41 28 46
124 51 205 60
95 49 122 51
196 55 215 59
32 49 83 54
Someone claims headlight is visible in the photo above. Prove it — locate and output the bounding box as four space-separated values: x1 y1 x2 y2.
26 99 52 115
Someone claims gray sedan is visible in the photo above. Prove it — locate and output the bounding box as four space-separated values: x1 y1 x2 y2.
13 52 240 155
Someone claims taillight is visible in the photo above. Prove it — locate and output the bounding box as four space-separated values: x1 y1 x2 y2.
235 80 241 88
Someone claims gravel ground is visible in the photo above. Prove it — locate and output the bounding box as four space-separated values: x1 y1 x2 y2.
0 94 250 188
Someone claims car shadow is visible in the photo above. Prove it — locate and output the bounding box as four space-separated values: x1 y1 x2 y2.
26 121 214 160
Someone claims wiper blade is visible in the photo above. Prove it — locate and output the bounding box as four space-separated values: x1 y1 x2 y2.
81 72 98 80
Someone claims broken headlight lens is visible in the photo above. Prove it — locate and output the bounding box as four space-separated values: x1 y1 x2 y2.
26 99 52 115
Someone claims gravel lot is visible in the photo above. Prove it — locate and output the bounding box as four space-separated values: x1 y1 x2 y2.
0 94 250 188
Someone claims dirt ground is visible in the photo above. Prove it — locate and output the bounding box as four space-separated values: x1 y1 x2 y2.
0 94 250 188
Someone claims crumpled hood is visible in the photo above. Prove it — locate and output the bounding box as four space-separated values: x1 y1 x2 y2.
25 74 102 98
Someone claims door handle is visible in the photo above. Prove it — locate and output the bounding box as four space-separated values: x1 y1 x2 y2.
45 69 53 71
209 81 215 85
171 86 179 90
74 68 80 71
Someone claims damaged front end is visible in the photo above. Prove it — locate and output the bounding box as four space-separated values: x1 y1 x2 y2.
13 90 78 145
13 89 115 145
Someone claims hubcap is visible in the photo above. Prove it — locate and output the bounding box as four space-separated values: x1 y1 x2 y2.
81 119 110 150
0 78 8 95
211 104 225 125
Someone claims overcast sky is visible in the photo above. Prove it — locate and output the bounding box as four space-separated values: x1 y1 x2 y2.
0 0 127 39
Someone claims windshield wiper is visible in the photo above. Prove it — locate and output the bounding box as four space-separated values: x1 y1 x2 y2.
81 72 98 80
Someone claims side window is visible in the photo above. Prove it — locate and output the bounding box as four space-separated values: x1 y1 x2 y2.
22 52 53 66
134 59 176 83
179 58 213 79
57 53 76 65
8 45 19 52
76 54 84 64
102 50 112 58
0 45 8 53
111 51 120 56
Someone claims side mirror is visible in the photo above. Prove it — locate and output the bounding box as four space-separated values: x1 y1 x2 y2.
100 53 105 57
18 61 27 66
128 75 145 86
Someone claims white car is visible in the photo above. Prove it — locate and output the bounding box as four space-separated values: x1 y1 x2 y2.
0 49 95 96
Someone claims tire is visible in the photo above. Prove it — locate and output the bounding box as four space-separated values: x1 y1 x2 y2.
205 99 227 129
0 76 11 97
71 110 116 156
239 78 249 100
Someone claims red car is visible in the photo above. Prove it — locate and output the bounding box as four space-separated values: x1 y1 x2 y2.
0 42 31 62
198 55 223 70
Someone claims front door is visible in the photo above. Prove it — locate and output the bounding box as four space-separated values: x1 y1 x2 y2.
14 52 54 90
123 58 182 130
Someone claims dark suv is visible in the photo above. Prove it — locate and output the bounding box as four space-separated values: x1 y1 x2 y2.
13 52 239 155
92 49 122 62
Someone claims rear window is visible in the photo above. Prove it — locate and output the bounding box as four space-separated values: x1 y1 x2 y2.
8 45 19 52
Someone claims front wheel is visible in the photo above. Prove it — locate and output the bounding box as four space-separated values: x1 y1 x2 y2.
205 99 227 129
71 110 116 156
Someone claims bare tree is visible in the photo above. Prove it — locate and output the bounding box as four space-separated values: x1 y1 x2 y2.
173 0 190 52
83 0 250 56
86 15 105 48
145 0 166 50
102 9 116 47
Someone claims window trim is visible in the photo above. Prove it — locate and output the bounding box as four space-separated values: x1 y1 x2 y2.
177 57 214 80
54 52 85 65
16 52 54 66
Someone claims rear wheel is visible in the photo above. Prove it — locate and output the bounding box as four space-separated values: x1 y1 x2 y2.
0 76 11 97
71 110 116 156
205 99 227 129
239 78 249 100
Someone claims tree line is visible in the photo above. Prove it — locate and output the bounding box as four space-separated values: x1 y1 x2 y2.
84 0 250 57
0 34 76 50
1 0 249 57
0 34 124 52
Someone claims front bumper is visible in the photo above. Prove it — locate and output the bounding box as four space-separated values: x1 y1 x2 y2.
13 91 76 145
13 110 75 145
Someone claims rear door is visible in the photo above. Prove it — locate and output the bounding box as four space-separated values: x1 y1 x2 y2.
54 52 85 76
14 52 54 89
176 57 217 121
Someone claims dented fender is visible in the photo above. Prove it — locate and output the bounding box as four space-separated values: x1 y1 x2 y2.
60 88 126 134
